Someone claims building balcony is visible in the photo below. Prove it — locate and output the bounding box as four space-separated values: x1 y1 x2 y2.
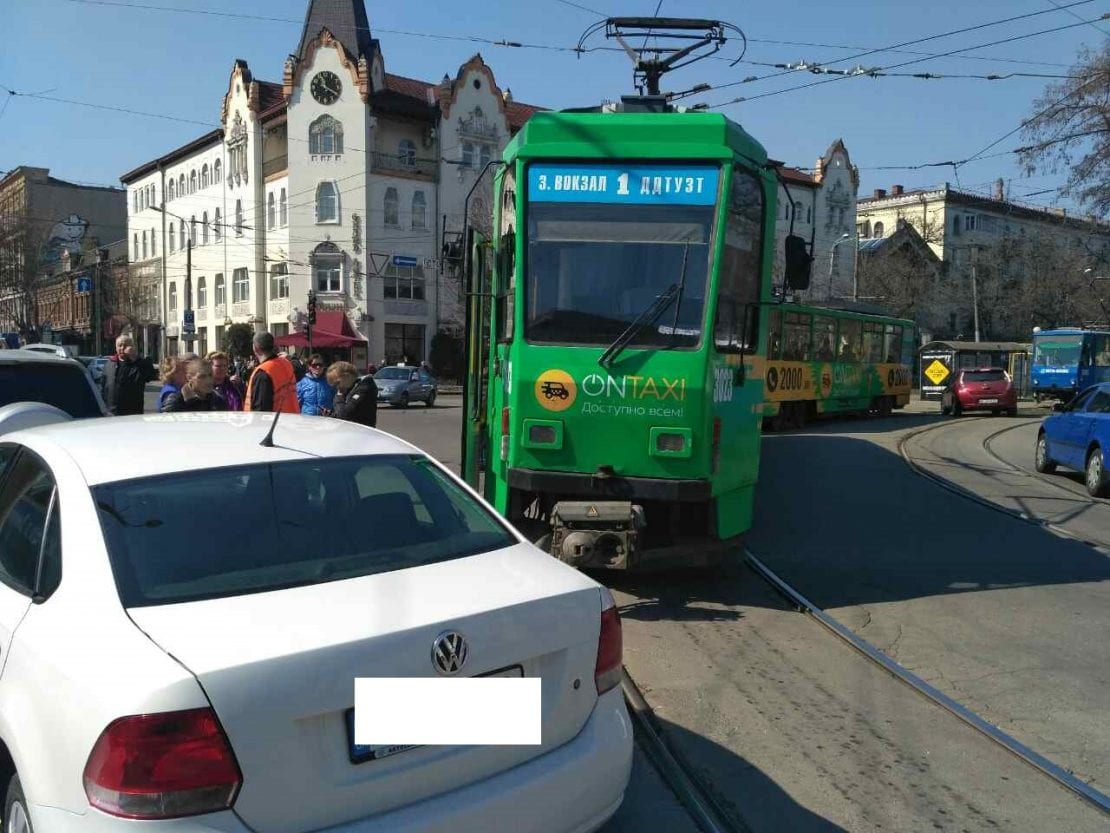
371 151 437 182
231 301 251 318
262 155 288 179
214 303 227 320
269 297 291 319
196 308 207 322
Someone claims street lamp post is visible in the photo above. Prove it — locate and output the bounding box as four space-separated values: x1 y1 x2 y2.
827 232 852 299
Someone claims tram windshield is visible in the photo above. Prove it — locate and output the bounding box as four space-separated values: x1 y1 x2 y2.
1033 334 1083 367
524 164 719 348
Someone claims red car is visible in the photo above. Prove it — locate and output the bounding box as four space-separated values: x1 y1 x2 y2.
940 367 1018 417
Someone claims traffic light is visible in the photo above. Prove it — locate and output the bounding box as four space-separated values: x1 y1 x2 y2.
307 291 317 325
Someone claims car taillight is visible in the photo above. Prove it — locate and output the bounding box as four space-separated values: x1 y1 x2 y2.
501 407 510 461
83 708 242 819
595 591 623 695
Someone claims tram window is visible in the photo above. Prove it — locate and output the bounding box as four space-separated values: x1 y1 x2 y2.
1090 335 1110 366
813 316 836 361
783 312 812 361
768 309 783 360
884 325 901 363
838 319 861 362
862 322 884 364
496 230 516 341
715 168 766 353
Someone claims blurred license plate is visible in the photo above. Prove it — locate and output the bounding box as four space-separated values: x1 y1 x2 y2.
346 665 523 764
980 398 998 404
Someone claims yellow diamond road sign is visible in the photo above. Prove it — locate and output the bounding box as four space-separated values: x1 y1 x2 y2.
924 360 950 385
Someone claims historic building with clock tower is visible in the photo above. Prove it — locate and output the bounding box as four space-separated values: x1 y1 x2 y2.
122 0 541 367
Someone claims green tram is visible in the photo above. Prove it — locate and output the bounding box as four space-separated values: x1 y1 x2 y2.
461 108 810 570
762 304 916 431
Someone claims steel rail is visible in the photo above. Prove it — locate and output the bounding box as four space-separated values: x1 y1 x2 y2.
620 671 744 833
744 550 1110 817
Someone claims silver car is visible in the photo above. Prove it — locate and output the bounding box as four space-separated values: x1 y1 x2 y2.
374 365 437 408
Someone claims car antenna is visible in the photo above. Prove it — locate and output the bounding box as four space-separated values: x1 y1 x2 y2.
259 410 281 447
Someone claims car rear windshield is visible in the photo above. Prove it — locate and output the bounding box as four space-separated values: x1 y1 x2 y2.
962 370 1006 382
0 364 102 417
93 454 517 607
375 368 412 380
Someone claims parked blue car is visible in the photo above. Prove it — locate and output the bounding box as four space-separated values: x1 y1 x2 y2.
1035 382 1110 497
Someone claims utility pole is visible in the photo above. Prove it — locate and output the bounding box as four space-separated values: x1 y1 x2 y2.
971 262 981 343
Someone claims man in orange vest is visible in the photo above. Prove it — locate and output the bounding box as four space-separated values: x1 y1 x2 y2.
244 332 299 413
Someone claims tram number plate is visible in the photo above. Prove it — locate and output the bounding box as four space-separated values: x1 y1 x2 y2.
979 398 998 404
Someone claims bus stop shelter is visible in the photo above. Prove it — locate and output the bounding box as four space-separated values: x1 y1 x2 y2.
919 340 1031 400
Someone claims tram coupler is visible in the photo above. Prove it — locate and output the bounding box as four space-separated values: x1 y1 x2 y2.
549 501 646 570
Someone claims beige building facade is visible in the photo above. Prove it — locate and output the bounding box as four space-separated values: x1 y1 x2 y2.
121 0 540 367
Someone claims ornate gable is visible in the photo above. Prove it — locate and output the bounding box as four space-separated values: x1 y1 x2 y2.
439 54 507 122
287 28 370 102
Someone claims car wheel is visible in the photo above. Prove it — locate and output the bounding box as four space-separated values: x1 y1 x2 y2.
1086 447 1108 498
952 400 963 418
1035 434 1056 473
6 775 33 833
425 392 436 408
1007 407 1018 417
397 392 409 409
940 398 951 416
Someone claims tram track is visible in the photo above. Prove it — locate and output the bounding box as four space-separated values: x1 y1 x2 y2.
620 672 744 833
742 548 1110 818
898 415 1110 556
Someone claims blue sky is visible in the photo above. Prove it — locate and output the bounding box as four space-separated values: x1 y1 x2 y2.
1 0 1105 211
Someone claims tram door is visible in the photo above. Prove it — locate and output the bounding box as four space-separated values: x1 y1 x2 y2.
461 229 493 489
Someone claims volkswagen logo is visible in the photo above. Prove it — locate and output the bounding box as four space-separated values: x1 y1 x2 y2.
431 630 468 675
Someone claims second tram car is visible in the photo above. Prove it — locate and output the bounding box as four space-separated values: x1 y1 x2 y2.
762 303 915 430
1031 327 1110 401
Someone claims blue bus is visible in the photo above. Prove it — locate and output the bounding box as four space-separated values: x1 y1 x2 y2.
1031 328 1110 401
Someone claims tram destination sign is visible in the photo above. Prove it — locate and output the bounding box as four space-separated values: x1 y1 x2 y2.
528 164 720 206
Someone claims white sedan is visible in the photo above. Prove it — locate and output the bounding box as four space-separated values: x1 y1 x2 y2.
0 412 631 832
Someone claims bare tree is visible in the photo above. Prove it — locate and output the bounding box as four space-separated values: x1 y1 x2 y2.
0 211 50 338
1019 42 1110 217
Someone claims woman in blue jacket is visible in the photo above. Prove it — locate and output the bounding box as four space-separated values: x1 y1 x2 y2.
296 354 336 415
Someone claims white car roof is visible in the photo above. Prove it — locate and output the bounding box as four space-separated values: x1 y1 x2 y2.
0 348 80 365
5 413 424 485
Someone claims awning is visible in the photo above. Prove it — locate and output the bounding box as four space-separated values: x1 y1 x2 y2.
274 310 366 349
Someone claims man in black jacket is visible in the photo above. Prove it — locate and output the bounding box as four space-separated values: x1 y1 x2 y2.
102 335 157 415
327 361 378 427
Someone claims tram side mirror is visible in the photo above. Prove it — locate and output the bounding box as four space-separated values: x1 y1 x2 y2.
784 235 812 291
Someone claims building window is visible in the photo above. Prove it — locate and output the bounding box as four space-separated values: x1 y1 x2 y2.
169 282 177 313
168 180 175 201
150 228 156 257
280 188 287 226
313 242 343 292
964 214 978 232
169 224 175 253
309 115 343 155
214 208 222 241
141 232 147 260
383 187 399 227
202 212 209 244
478 144 491 169
412 191 426 229
384 264 425 300
197 276 207 307
232 267 249 303
215 274 226 306
133 191 139 214
178 174 185 195
385 323 426 365
267 193 275 229
461 142 475 168
316 182 339 223
235 200 243 236
201 164 209 189
399 139 416 167
179 219 185 248
190 216 197 245
133 233 138 260
190 171 197 194
270 262 289 299
873 221 884 238
214 159 221 184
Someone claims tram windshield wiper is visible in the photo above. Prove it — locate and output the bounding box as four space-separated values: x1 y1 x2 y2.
598 282 680 368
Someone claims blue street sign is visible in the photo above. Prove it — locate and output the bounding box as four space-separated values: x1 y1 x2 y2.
527 164 720 206
392 255 419 268
76 276 93 293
